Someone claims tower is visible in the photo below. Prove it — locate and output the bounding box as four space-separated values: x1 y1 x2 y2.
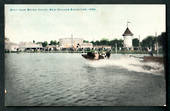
122 27 133 50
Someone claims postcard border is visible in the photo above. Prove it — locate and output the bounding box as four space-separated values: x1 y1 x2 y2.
1 0 169 111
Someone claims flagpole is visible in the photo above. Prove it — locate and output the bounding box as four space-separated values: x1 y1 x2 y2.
127 21 130 27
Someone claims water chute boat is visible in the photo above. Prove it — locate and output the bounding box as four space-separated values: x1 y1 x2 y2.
82 51 111 60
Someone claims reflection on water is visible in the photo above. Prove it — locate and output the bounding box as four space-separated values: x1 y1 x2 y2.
5 53 166 106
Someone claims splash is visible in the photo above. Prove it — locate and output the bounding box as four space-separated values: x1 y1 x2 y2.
85 55 164 75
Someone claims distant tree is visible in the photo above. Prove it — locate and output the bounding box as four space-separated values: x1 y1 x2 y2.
49 40 58 45
109 39 123 48
100 38 109 45
49 40 53 45
132 38 139 47
33 40 35 43
90 38 123 48
90 41 95 45
109 39 116 47
117 39 123 48
141 36 156 49
42 41 48 47
50 40 54 45
157 32 166 46
36 42 42 44
157 32 166 54
101 38 109 41
53 40 57 45
57 41 60 45
95 40 100 45
83 40 89 43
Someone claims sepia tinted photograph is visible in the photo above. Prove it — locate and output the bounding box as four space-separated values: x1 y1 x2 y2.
5 4 166 106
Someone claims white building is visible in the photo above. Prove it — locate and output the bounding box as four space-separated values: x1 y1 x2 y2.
18 42 43 51
45 45 60 51
122 27 133 50
59 38 94 50
5 38 19 51
79 43 93 49
59 38 84 49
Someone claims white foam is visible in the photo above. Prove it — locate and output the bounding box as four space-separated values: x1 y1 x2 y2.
85 55 164 75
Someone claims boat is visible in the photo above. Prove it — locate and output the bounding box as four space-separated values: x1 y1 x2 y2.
82 51 111 60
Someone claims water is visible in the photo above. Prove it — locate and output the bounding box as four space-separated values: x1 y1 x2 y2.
5 53 166 106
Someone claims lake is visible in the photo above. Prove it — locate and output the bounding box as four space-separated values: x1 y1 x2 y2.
5 53 166 106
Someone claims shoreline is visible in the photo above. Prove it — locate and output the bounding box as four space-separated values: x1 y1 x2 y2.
5 51 163 55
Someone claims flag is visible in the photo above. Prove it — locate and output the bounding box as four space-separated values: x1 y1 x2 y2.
126 21 131 27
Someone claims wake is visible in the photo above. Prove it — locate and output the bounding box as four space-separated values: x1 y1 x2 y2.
85 55 164 75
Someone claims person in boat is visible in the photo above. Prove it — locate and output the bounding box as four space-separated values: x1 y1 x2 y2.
86 50 99 59
94 51 99 60
87 51 95 58
106 50 111 58
83 49 110 60
98 51 105 59
100 51 106 56
150 51 153 56
147 48 153 56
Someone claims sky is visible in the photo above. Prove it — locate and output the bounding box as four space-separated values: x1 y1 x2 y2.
5 4 165 43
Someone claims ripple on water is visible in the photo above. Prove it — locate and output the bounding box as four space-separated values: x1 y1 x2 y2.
5 53 166 106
